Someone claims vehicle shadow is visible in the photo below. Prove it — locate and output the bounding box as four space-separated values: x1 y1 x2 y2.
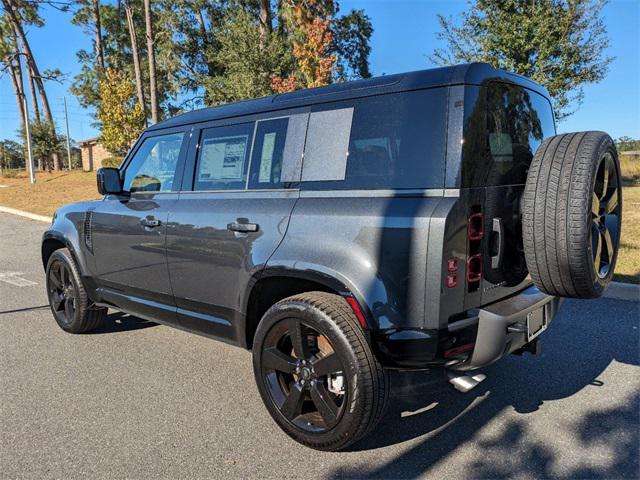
334 298 639 478
90 311 157 334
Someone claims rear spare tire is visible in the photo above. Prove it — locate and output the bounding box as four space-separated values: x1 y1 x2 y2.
523 131 622 298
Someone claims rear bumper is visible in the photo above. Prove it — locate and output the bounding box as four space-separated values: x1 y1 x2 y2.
449 285 561 371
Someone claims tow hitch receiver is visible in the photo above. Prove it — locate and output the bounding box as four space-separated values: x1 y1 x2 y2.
447 371 487 393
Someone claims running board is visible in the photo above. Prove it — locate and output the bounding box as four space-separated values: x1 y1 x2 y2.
447 371 487 393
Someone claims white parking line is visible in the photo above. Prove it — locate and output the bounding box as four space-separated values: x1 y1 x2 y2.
0 272 38 287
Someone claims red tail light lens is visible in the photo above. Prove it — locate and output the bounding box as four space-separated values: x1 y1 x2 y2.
467 254 482 282
468 213 484 240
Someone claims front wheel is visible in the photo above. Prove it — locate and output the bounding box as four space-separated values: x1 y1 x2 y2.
252 292 388 451
46 248 107 333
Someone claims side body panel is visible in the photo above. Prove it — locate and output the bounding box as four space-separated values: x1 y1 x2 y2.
166 190 298 342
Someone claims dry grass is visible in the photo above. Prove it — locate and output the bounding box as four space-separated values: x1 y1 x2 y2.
620 154 640 186
0 170 100 217
615 185 640 284
1 162 639 284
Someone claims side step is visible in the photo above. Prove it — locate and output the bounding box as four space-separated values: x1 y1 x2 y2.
447 371 487 393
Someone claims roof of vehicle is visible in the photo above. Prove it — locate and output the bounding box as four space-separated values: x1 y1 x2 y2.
148 62 550 132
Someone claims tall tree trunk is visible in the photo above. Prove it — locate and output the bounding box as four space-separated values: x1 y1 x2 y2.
92 0 105 70
26 66 41 123
6 55 27 144
3 0 61 170
259 0 273 50
143 0 159 124
125 1 147 124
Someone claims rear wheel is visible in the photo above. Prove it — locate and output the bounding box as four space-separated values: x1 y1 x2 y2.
46 248 107 333
252 292 388 451
523 131 622 298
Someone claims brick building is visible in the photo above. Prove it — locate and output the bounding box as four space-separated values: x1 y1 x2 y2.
79 137 110 171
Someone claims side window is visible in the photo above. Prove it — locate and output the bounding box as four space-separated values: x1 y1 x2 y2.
123 132 185 193
194 123 254 191
248 118 288 189
300 89 447 190
247 114 308 189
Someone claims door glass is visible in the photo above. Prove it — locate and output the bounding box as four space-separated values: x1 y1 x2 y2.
248 118 290 189
123 132 185 193
194 123 254 191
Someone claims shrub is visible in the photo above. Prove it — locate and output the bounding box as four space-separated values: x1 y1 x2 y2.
101 157 123 168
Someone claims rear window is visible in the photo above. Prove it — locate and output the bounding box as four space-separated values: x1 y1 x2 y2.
461 83 556 187
300 88 447 190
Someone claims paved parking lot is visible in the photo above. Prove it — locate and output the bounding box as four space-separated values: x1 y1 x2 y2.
1 212 639 479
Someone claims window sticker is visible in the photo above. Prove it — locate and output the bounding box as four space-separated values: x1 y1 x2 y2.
259 132 277 183
198 135 247 181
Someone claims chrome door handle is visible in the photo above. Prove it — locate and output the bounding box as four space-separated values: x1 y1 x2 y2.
141 217 161 228
227 221 259 233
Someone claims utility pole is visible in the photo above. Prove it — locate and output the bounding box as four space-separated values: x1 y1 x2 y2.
63 96 72 170
23 95 36 184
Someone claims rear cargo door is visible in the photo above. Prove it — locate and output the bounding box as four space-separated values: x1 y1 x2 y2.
461 82 556 305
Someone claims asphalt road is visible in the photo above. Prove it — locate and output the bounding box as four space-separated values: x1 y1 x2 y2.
1 212 638 479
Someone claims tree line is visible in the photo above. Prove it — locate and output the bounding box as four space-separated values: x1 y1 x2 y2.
1 0 373 167
0 0 623 170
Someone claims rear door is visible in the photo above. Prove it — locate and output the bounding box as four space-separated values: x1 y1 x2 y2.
460 82 556 305
166 112 308 342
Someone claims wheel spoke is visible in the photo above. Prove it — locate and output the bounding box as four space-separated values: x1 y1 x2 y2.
48 269 62 289
603 189 619 214
64 297 74 320
602 228 614 264
591 192 600 217
310 382 339 427
52 292 64 310
593 224 602 272
288 319 310 359
262 348 297 374
280 383 305 421
59 264 67 286
312 353 343 377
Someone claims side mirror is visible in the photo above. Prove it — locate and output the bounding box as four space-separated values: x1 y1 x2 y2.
97 167 123 195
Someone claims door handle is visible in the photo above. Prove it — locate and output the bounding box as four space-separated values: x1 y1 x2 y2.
141 217 162 228
491 217 503 269
227 221 259 233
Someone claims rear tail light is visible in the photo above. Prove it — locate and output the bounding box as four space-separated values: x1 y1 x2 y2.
467 208 484 291
467 254 482 283
467 212 484 240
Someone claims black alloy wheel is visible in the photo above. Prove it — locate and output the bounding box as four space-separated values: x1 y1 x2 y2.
47 258 78 327
261 317 347 433
252 292 388 451
45 248 107 333
591 152 621 279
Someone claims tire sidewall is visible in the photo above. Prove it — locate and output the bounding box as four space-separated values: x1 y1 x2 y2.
252 299 365 450
46 249 84 332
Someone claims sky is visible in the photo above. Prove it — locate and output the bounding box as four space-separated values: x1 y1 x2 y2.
0 0 638 144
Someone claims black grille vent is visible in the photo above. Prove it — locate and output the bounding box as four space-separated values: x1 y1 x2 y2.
83 210 94 251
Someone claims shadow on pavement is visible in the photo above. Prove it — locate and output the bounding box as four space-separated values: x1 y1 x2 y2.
333 298 639 479
0 305 50 315
90 311 158 334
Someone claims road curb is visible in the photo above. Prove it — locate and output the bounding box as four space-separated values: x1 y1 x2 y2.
604 282 640 302
0 206 51 223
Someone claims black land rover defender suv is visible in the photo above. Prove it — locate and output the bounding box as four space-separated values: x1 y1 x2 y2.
42 63 623 451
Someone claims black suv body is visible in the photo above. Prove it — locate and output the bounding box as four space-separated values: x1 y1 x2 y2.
44 63 614 450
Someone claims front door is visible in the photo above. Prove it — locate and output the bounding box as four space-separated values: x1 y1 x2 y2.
166 114 308 342
92 129 189 323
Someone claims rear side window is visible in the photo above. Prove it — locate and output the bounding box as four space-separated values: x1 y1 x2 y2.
194 123 254 191
123 132 185 193
300 89 447 190
461 83 556 187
